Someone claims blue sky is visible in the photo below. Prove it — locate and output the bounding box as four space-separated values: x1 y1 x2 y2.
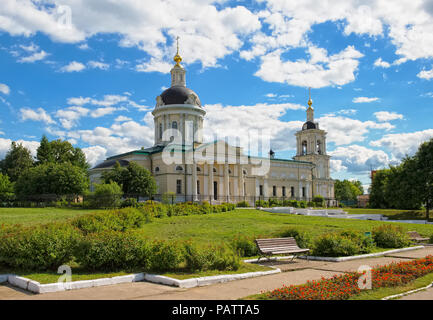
1 0 433 191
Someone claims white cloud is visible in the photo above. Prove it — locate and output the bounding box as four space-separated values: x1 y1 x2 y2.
353 97 379 103
90 107 118 118
329 145 390 173
60 61 86 73
20 107 55 124
255 46 363 88
203 103 305 151
0 83 10 95
317 115 394 146
18 50 48 63
370 129 433 159
82 145 107 167
417 68 433 80
374 111 404 122
115 116 133 122
374 58 391 68
88 61 109 70
55 106 90 129
0 138 39 159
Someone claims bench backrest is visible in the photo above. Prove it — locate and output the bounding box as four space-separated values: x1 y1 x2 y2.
255 237 301 252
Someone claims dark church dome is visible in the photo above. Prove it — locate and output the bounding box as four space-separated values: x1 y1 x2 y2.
160 86 201 106
302 121 317 130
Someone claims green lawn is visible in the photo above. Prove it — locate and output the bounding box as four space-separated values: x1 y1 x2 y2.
130 209 433 244
0 207 105 226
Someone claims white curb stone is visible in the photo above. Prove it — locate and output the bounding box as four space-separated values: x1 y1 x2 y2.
298 246 424 262
0 274 9 283
38 283 66 294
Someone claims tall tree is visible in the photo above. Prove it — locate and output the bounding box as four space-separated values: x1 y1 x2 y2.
334 179 363 202
0 173 14 201
0 142 34 182
414 138 433 220
369 169 391 208
36 135 53 164
15 162 89 197
102 161 157 198
36 138 89 170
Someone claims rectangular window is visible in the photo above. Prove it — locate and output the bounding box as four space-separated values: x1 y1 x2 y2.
282 186 286 197
259 185 263 196
176 180 182 194
273 186 277 197
291 186 295 197
302 187 306 198
197 180 200 195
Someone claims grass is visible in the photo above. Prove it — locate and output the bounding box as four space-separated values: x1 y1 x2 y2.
131 209 433 245
0 207 105 226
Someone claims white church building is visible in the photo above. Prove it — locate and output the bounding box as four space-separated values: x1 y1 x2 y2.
90 47 335 205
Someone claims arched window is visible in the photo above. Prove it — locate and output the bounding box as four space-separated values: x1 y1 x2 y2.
302 141 307 155
172 121 178 130
317 140 322 154
243 169 247 175
176 165 183 171
159 123 163 140
155 167 160 173
196 167 201 172
213 168 217 173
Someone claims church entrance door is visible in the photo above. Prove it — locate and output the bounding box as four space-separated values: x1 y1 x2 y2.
213 181 218 200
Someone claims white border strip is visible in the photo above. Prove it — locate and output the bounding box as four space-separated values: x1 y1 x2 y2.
382 282 433 300
1 268 281 293
2 273 145 294
297 246 424 262
144 268 281 288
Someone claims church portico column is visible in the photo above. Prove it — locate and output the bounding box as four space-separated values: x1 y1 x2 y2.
224 163 229 202
208 163 214 201
192 163 198 202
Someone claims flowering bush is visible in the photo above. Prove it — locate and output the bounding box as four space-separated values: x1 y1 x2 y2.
372 225 411 248
266 255 433 300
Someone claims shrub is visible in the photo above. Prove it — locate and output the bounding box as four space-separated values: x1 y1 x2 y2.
280 228 312 249
72 207 148 234
88 182 123 209
120 198 138 208
162 192 176 205
75 231 151 271
372 225 411 248
312 233 362 257
307 201 315 207
184 243 240 271
313 195 325 207
236 201 250 208
232 235 259 257
255 200 269 207
299 201 307 208
289 200 299 208
149 240 184 271
0 223 81 270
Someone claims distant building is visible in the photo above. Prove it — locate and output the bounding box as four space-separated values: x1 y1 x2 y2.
357 194 370 208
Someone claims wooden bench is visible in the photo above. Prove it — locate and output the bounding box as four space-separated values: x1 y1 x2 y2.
255 237 310 262
407 231 429 243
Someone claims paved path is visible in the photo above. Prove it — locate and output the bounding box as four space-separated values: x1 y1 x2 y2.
399 287 433 300
1 247 433 300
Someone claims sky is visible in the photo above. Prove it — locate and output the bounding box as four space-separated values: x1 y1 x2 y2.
1 0 433 192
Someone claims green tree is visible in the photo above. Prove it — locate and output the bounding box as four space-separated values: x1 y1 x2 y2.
102 161 157 198
36 138 89 170
36 135 53 164
369 169 391 208
384 158 422 210
334 179 362 202
0 142 34 182
413 138 433 220
0 173 14 201
15 162 89 197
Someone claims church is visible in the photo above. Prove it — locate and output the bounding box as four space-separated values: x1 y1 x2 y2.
89 46 335 206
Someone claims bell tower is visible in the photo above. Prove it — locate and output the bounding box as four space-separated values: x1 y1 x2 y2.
294 89 331 181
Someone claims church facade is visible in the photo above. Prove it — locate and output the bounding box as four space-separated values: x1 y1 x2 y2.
89 49 335 205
